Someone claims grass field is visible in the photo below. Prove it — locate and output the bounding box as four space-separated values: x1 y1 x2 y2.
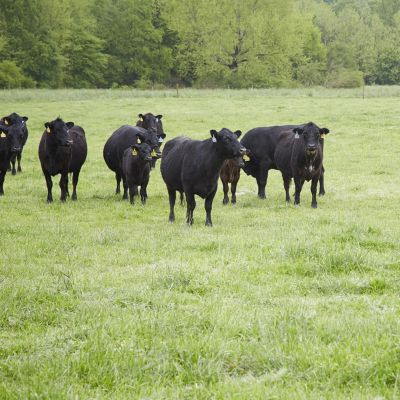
1 87 399 399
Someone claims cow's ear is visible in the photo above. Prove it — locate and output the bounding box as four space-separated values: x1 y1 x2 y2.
138 113 144 120
22 116 28 122
44 122 52 133
136 132 145 144
210 129 219 142
293 127 304 135
156 115 162 120
66 122 74 129
3 117 11 126
320 128 330 135
234 130 242 138
0 125 9 135
159 133 166 139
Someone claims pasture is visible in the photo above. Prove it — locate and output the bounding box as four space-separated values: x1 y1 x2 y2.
1 87 399 399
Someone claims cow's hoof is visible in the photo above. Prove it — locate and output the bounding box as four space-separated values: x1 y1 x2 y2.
319 192 325 197
312 204 317 209
72 195 77 201
12 170 16 176
47 199 53 203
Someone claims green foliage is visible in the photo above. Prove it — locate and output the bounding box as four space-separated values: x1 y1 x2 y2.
375 47 400 84
0 61 35 88
62 28 108 88
326 68 364 88
0 0 399 87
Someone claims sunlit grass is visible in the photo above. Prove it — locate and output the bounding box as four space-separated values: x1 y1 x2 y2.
0 88 399 399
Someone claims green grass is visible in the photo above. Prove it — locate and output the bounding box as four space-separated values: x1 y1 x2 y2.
0 88 399 399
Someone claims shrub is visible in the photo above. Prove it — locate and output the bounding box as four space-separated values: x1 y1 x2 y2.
0 61 35 88
326 69 364 88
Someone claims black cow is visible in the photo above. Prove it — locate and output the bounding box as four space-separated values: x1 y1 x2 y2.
122 142 153 205
103 125 162 198
1 113 28 175
0 121 26 195
160 128 246 226
136 113 166 168
274 122 329 208
241 124 328 199
38 118 87 203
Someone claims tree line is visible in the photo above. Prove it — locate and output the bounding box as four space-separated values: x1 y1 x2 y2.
0 0 399 89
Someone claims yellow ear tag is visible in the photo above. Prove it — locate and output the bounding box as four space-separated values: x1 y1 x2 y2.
320 134 325 139
46 127 51 134
0 132 6 138
4 120 9 125
132 148 138 156
243 154 250 161
151 149 157 157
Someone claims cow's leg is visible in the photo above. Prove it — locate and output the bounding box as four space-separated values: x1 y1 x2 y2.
294 177 305 206
319 165 325 196
222 180 229 205
311 176 318 208
43 170 53 203
282 173 291 202
231 177 239 204
185 192 196 226
17 152 22 173
71 168 81 200
59 173 68 202
168 188 176 222
256 163 269 199
10 154 17 175
205 188 217 227
122 175 128 200
140 177 149 205
179 191 185 206
0 169 6 195
129 184 137 205
115 172 121 194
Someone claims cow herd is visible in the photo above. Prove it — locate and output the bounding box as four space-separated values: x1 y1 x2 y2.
0 111 330 226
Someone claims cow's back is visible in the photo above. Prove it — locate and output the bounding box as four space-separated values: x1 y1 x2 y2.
103 125 144 173
241 126 295 161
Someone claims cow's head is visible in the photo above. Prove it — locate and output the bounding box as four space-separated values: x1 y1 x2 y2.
138 113 166 145
131 143 153 162
136 129 162 159
44 118 74 147
1 113 28 154
293 122 329 158
210 128 247 167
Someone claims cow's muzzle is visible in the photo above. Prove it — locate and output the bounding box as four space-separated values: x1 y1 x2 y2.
306 145 317 156
151 150 162 159
60 140 73 147
11 147 21 153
